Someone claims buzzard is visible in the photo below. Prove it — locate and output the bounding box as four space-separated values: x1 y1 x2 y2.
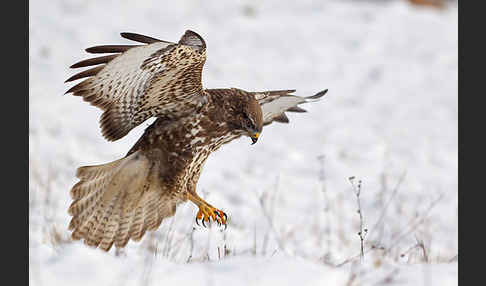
65 30 327 251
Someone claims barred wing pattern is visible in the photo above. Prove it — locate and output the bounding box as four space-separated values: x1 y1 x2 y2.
65 30 208 141
68 151 182 251
253 89 328 126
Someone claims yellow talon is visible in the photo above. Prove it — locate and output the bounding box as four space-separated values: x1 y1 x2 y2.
195 204 227 227
188 192 228 228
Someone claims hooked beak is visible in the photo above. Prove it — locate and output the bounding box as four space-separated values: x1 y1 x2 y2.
250 132 260 145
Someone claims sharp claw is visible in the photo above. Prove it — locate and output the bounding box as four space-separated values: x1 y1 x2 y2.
196 209 227 229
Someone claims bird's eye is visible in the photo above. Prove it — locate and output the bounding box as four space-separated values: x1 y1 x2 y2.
243 113 255 129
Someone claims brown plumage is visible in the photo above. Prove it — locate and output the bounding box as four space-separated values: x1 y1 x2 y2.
66 30 327 251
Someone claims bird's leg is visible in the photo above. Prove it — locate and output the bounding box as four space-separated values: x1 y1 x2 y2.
187 192 227 228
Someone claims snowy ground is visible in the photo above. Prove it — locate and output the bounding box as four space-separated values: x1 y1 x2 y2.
29 0 458 285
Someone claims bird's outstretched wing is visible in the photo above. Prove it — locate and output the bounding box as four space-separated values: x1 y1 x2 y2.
65 30 208 141
252 89 328 126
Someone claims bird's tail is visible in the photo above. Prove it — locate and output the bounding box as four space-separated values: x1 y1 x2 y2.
68 151 179 251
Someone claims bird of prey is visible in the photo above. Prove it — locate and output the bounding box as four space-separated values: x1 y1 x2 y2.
65 30 327 251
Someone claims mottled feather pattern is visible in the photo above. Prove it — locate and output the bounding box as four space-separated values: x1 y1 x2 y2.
88 193 119 247
66 32 208 141
115 197 136 248
68 151 180 251
98 192 123 251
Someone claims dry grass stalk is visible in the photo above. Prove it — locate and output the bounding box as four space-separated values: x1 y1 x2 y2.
349 176 368 263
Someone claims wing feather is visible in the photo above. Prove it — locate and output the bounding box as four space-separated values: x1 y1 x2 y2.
253 89 328 126
120 32 168 44
85 45 140 54
70 55 119 68
273 113 290 123
69 151 180 251
287 106 307 113
65 66 104 83
65 30 208 141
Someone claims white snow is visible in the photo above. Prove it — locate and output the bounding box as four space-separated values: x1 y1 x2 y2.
30 0 457 285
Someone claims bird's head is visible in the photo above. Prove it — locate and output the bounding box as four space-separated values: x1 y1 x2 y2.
226 92 263 144
241 96 263 145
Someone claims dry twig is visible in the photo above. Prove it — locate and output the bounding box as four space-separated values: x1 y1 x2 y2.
349 176 368 263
